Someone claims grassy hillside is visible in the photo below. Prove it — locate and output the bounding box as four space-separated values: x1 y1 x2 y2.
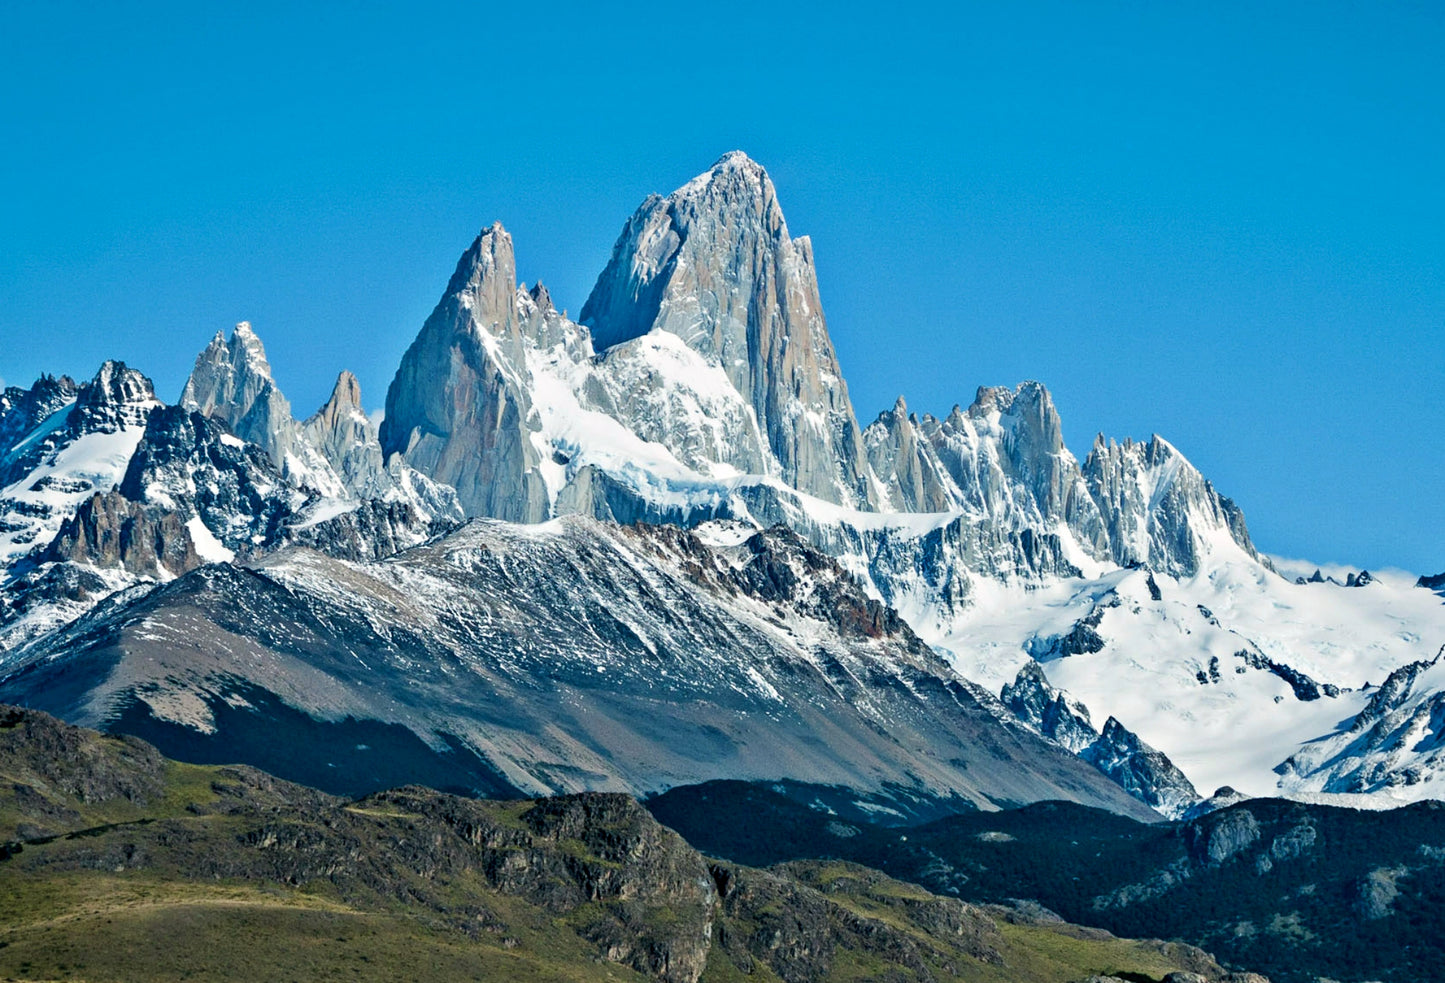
0 706 1251 983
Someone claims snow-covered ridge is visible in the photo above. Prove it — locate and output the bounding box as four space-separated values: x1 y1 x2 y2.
0 362 160 569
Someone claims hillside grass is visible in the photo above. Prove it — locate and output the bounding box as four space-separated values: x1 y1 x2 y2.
0 871 651 983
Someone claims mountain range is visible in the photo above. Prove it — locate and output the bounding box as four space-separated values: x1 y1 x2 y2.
1 151 1442 825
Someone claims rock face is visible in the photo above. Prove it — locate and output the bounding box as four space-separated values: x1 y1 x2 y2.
376 154 1264 618
0 362 160 571
1416 571 1445 593
1001 661 1200 817
1184 807 1262 866
1082 434 1260 577
1001 661 1098 754
302 370 382 495
860 383 1260 582
180 322 346 499
380 224 551 522
174 327 459 554
7 150 1428 828
864 397 956 513
0 375 78 457
1082 717 1200 820
2 331 466 656
43 491 201 578
1276 652 1445 794
580 151 874 509
301 369 463 535
0 704 169 811
118 405 303 554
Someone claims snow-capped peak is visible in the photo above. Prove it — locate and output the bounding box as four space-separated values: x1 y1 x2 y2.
576 150 875 509
673 149 772 202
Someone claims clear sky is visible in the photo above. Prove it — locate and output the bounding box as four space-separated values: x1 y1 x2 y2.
2 1 1441 573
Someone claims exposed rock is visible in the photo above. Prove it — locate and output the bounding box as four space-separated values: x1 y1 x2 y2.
1267 821 1318 862
580 151 874 509
0 362 160 572
119 405 304 554
281 497 454 562
1232 646 1338 702
1028 602 1110 660
1356 865 1407 920
381 224 550 522
0 517 1159 819
1185 807 1261 866
42 491 201 578
0 374 78 456
1082 717 1200 819
1416 570 1445 593
180 322 345 499
0 707 1251 983
1276 652 1445 794
1181 786 1250 821
303 370 462 531
0 704 167 811
1082 434 1260 577
0 561 116 651
1000 662 1199 817
1001 661 1097 754
865 397 954 512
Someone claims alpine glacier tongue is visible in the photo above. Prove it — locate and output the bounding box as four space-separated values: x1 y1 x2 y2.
580 151 875 509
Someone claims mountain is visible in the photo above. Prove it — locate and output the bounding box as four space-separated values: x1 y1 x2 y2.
0 706 1267 983
367 160 1316 816
380 225 554 522
180 321 347 500
580 150 875 509
1 151 1441 824
0 517 1159 820
0 362 159 570
0 362 162 647
0 325 461 654
1275 649 1445 797
1001 660 1200 819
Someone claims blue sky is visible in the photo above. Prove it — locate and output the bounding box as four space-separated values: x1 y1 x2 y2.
2 1 1441 572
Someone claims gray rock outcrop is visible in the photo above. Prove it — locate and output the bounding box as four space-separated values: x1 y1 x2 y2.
1001 660 1098 754
43 491 201 578
380 224 550 522
180 322 347 499
1000 661 1200 817
1083 717 1201 820
580 151 875 508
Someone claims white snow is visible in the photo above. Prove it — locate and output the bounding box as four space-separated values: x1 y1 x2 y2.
919 544 1445 803
0 422 150 565
185 516 235 563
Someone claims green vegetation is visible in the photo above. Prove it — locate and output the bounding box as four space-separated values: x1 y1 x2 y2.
0 873 652 983
649 780 1445 983
0 708 1248 982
